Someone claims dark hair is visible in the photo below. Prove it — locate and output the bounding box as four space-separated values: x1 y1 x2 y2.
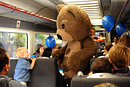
91 28 95 31
0 48 9 72
118 34 130 47
36 44 43 53
100 33 103 36
42 47 52 57
105 43 113 51
91 58 113 73
114 35 119 41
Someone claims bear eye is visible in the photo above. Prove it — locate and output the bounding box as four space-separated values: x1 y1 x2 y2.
62 24 65 29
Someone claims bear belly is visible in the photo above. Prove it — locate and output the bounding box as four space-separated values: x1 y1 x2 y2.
62 41 81 78
65 41 81 57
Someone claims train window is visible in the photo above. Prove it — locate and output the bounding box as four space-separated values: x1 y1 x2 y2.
35 33 62 50
0 32 28 58
35 33 49 49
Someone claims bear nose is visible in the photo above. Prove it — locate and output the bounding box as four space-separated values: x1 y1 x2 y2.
57 34 62 40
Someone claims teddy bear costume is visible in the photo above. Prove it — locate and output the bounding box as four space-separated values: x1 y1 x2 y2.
52 4 97 79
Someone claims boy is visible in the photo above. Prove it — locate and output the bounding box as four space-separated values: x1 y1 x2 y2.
91 58 113 74
109 43 130 75
87 58 116 78
14 47 36 86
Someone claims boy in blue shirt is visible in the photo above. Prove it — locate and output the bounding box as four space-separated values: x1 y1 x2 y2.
14 47 36 86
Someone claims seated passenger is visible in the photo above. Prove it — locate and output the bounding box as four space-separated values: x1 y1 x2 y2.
109 43 130 75
112 35 119 46
42 47 52 57
118 34 130 66
88 58 116 78
99 43 113 58
118 34 130 51
0 48 26 87
33 44 44 57
14 47 36 86
91 58 113 73
94 83 118 87
98 43 113 58
103 43 113 58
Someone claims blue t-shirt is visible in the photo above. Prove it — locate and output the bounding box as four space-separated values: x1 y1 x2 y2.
14 58 31 82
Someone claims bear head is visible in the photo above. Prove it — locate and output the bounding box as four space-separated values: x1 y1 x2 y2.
56 4 91 41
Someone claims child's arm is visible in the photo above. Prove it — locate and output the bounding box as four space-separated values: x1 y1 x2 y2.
30 58 36 69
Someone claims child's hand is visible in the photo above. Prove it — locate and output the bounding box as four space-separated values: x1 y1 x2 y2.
30 58 36 69
31 58 36 62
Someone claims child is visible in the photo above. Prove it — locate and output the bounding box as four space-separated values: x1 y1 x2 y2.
109 43 130 75
14 47 36 86
91 58 113 74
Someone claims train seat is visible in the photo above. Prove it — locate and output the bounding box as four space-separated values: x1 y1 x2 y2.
7 59 17 79
0 78 9 87
8 58 66 87
97 51 104 57
71 75 130 87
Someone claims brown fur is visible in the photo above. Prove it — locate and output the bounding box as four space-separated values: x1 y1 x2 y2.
52 4 97 79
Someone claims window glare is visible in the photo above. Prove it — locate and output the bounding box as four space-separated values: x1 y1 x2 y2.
0 32 28 58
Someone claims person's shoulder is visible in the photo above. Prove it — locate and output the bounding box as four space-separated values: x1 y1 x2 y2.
17 58 30 67
18 58 28 63
9 79 27 87
0 75 27 87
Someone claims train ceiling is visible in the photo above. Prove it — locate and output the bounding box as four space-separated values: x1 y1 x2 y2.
0 0 130 28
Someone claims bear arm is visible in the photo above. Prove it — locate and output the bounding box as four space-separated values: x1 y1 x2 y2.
52 43 68 65
67 36 97 72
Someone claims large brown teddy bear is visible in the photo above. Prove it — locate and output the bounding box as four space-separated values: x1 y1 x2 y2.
52 4 97 79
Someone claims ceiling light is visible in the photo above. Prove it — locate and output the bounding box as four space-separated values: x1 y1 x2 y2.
89 16 102 18
82 6 99 9
85 11 101 13
87 14 102 16
91 19 102 25
83 8 100 11
78 4 99 7
65 1 99 4
60 0 103 25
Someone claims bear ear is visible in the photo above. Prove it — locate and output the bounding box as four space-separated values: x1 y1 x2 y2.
56 4 66 13
66 5 91 29
66 5 85 21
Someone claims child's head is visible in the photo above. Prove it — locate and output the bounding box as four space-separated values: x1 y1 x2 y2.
90 28 95 36
113 35 119 44
15 47 29 58
104 43 113 55
109 43 130 68
91 58 113 73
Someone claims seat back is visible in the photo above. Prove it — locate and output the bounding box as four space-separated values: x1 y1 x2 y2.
28 58 66 87
97 51 104 57
71 75 130 87
0 78 9 87
7 59 17 79
8 58 66 87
